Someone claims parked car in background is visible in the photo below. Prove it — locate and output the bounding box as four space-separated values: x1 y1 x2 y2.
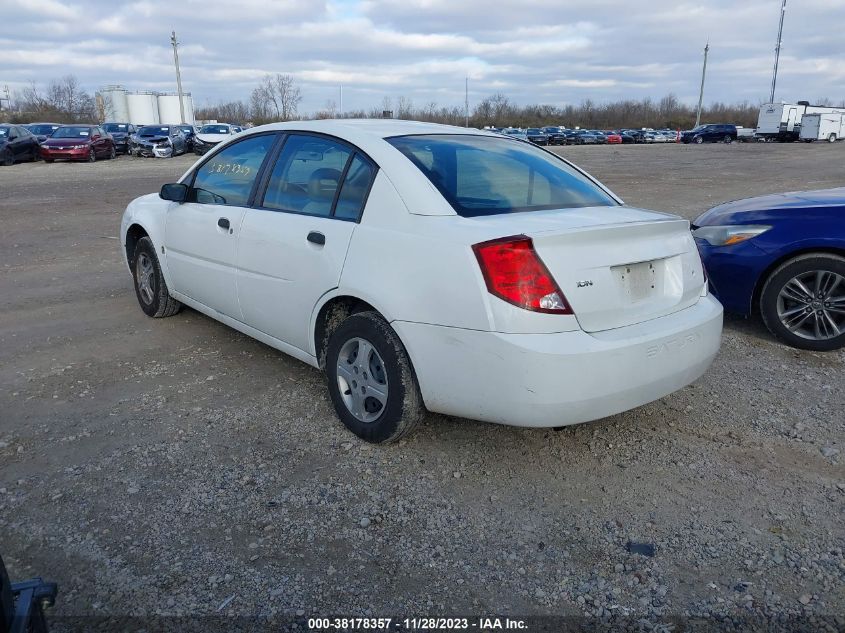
40 125 116 162
121 120 721 443
571 130 599 144
130 125 187 158
102 123 136 154
735 126 758 142
625 129 648 143
590 130 608 144
681 124 737 144
502 128 528 141
693 187 845 351
174 125 197 151
0 125 40 165
23 122 61 143
192 123 238 155
614 130 636 144
525 128 549 145
541 126 567 145
604 131 622 144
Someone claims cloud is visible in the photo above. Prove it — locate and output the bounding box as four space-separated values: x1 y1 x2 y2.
1 0 843 114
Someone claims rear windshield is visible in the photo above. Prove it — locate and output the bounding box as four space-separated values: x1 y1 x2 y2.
27 124 59 135
387 134 617 217
138 126 170 136
200 125 230 134
103 123 127 132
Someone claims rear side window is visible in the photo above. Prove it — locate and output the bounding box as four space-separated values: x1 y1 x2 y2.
335 155 375 220
261 135 352 217
190 134 275 206
388 134 617 217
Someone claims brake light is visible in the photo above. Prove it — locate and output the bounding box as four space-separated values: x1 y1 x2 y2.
472 235 573 314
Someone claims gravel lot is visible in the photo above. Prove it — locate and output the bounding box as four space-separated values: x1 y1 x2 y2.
1 143 843 631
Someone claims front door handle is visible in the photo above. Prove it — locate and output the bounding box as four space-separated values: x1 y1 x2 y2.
217 217 230 230
307 231 325 246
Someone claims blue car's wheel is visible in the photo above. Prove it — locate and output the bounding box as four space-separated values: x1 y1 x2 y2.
760 253 845 351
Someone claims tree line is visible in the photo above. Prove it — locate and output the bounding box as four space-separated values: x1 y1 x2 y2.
5 73 840 130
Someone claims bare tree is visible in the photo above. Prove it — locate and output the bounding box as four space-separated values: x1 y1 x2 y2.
250 74 302 123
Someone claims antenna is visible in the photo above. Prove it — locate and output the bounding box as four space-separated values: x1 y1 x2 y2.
170 31 186 124
695 42 709 128
770 0 787 103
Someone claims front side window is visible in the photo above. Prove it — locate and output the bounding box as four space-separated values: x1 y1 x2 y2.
261 135 353 217
190 134 276 206
387 134 617 217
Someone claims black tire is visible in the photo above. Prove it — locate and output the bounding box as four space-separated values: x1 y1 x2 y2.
325 311 424 443
694 136 704 144
723 135 733 144
1 149 13 166
44 158 54 163
108 146 116 159
829 134 837 143
760 253 845 352
131 236 182 318
88 148 96 162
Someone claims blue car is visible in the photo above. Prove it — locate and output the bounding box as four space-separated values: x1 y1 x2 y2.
692 188 845 351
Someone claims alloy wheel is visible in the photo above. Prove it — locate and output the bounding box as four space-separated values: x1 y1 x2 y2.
135 252 156 305
335 337 388 423
777 270 844 340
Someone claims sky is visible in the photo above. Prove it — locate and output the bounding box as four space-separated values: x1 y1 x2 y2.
1 0 844 115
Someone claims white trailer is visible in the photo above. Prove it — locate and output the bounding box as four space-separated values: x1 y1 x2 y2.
756 101 845 141
799 113 845 142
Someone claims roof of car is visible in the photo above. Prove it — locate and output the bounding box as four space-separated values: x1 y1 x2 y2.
250 118 493 140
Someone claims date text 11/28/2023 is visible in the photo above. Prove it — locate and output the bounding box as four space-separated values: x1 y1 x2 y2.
307 617 528 630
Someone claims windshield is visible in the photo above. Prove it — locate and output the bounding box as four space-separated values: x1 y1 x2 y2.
138 126 170 136
0 127 8 137
52 127 93 138
387 134 617 217
200 125 230 134
526 129 543 134
103 123 128 132
28 124 60 135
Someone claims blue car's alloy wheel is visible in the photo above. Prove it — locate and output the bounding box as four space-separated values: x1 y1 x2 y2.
761 254 845 351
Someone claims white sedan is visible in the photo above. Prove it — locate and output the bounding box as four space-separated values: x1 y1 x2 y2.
121 120 722 443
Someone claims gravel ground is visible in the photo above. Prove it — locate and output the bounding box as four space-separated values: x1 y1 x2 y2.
1 143 843 631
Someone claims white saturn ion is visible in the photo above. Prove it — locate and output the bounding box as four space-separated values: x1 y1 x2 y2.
121 120 723 443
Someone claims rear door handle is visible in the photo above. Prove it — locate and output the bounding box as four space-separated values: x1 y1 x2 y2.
217 217 230 230
307 231 325 245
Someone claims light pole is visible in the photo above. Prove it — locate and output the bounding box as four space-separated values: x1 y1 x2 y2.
695 42 709 128
170 31 186 124
465 76 469 127
769 0 787 103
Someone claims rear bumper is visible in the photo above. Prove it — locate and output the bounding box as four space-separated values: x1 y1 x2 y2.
393 295 723 427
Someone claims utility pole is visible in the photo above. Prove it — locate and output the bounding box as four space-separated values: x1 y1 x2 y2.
464 76 469 127
0 84 10 112
339 85 343 118
170 31 186 124
770 0 787 103
695 42 709 128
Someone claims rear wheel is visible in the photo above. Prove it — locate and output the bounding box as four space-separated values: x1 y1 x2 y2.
1 149 13 166
760 254 845 351
325 312 424 443
694 136 704 144
723 135 733 144
829 134 837 143
131 237 182 318
108 146 116 159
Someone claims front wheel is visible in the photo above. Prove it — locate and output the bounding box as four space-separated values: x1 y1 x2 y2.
88 148 96 162
325 312 424 443
829 134 837 143
723 135 733 144
694 136 704 144
131 237 183 318
1 149 13 166
760 254 845 351
109 146 116 159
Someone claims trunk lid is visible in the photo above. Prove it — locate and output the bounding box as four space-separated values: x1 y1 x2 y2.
474 206 704 332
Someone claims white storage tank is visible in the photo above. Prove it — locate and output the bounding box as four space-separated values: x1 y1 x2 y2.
127 92 160 125
157 93 195 124
99 85 129 122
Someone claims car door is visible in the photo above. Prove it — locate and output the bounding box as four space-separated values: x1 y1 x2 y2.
165 132 279 319
236 133 377 353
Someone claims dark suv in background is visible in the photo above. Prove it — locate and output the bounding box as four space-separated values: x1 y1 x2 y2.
681 124 737 144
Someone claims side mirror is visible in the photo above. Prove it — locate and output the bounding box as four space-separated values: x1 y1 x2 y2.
160 183 188 203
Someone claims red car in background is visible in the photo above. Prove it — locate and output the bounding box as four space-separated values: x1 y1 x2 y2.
40 125 116 162
604 132 623 144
